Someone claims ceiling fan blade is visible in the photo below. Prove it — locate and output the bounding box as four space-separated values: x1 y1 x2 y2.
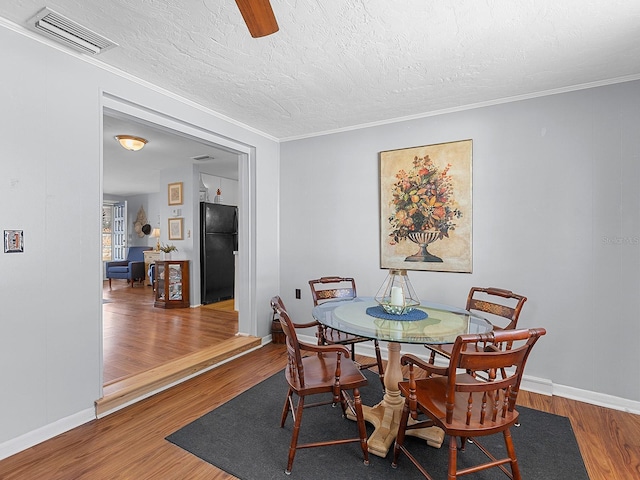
235 0 279 38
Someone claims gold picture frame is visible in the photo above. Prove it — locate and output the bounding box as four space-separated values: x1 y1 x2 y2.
168 217 184 240
168 182 183 205
380 139 472 273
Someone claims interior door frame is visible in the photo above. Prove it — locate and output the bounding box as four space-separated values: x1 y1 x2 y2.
99 92 257 385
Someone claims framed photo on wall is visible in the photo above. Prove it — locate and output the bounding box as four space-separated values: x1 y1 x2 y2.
168 217 184 240
380 139 473 273
168 182 183 205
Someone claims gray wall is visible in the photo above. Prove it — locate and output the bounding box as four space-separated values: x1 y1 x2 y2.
0 21 279 457
280 80 640 407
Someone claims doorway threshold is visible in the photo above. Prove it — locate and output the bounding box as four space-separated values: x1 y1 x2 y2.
95 335 261 417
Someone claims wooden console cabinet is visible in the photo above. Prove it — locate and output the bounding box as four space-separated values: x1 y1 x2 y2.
154 260 190 308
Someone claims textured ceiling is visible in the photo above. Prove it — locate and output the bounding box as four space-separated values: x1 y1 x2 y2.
2 1 640 141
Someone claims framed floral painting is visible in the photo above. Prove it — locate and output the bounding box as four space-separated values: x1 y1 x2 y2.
380 139 472 273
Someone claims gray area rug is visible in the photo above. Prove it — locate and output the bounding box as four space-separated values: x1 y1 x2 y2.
167 369 589 480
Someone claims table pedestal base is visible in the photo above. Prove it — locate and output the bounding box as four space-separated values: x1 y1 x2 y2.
348 341 444 457
359 401 444 457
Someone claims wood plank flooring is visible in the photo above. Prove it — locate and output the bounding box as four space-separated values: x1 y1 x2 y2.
102 281 239 385
1 288 638 478
99 280 260 414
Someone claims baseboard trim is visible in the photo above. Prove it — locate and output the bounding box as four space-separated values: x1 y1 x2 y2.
0 408 95 461
552 383 640 415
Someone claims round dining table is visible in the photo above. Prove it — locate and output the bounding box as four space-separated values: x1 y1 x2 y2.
311 296 494 457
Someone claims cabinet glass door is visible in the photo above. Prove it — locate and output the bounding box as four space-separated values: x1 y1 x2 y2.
168 263 183 300
157 263 166 300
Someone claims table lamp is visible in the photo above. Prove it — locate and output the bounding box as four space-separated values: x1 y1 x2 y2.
151 228 161 251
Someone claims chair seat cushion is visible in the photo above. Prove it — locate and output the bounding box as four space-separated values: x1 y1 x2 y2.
108 266 130 274
106 260 128 267
398 375 519 436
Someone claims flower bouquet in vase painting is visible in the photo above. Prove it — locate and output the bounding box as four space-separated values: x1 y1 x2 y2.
388 155 462 262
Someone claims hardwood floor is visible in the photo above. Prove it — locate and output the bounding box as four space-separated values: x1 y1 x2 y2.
98 280 260 415
515 390 640 479
102 281 238 385
1 294 638 478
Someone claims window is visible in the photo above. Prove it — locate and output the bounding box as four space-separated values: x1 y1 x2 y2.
103 201 127 261
102 204 113 261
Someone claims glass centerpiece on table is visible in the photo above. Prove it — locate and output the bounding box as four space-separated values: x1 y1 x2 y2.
375 269 420 315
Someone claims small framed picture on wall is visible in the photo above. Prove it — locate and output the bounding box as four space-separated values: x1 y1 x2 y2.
168 217 184 240
168 182 183 205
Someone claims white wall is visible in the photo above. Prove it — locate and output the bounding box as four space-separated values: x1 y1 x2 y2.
0 20 279 457
280 80 640 408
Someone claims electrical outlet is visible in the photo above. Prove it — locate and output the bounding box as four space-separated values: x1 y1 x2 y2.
295 288 301 299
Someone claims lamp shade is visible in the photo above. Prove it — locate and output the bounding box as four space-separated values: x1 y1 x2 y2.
375 269 420 315
115 135 147 151
151 228 161 250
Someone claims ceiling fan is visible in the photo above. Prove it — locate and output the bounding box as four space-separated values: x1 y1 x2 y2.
235 0 279 38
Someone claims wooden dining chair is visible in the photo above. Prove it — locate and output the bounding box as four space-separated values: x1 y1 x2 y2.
425 287 528 365
392 328 546 480
309 276 385 389
270 296 369 475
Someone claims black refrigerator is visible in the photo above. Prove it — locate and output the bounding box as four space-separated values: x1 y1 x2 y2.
200 202 237 304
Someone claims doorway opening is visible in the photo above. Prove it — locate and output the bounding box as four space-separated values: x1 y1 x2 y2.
98 94 258 414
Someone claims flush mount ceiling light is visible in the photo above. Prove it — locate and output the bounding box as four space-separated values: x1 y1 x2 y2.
115 135 148 152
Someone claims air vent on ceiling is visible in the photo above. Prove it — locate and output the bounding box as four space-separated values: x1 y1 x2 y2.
192 155 215 161
28 7 118 55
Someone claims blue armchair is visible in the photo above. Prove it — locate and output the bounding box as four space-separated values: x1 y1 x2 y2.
106 246 151 289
